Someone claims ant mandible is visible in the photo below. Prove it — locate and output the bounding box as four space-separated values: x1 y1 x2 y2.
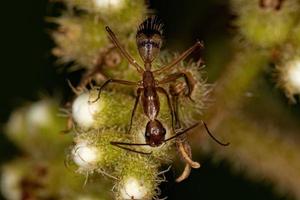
90 16 229 154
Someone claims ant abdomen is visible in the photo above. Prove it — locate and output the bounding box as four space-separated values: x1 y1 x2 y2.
136 16 163 63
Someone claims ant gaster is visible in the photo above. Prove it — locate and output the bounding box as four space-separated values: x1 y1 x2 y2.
91 17 229 154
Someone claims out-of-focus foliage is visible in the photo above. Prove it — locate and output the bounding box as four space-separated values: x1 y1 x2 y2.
2 0 300 200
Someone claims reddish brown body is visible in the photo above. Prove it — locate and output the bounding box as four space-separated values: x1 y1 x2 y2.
93 16 212 152
142 71 159 120
89 17 229 183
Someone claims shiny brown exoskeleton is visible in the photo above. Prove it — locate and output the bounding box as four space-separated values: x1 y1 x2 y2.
91 17 228 154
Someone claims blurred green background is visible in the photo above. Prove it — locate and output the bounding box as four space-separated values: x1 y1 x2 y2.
1 0 299 199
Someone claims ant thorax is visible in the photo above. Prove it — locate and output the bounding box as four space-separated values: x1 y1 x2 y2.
136 17 163 66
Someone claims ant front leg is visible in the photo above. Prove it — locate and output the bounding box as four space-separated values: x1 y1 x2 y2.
127 88 143 134
156 87 175 132
90 79 137 103
158 72 196 102
153 41 203 75
105 26 144 73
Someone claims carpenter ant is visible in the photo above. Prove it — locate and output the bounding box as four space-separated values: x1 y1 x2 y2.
91 16 229 154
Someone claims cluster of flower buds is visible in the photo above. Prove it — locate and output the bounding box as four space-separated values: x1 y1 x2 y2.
231 0 300 102
2 99 110 199
2 0 212 199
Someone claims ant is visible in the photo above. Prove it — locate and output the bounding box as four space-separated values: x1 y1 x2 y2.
90 16 229 155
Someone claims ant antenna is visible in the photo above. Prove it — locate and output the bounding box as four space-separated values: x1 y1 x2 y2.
201 120 230 146
111 123 200 153
110 141 152 155
164 123 200 142
110 121 229 155
164 121 230 146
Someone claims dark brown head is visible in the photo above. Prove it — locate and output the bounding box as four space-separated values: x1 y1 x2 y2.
145 120 166 147
136 16 163 63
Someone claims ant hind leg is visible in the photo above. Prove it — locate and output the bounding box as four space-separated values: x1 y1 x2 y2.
156 87 175 133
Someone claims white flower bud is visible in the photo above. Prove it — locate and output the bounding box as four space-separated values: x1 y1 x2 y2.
94 0 124 10
1 166 22 200
72 93 99 129
120 177 148 200
286 60 300 92
27 101 52 129
72 142 102 170
6 110 24 137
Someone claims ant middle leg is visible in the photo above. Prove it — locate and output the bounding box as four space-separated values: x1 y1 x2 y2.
153 41 204 75
127 88 143 134
89 79 137 103
158 71 196 102
156 87 175 132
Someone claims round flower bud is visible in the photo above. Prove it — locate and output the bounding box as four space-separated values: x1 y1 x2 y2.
120 177 149 200
26 100 52 130
72 90 133 130
52 16 108 69
231 0 300 47
1 163 23 200
72 142 102 170
72 92 98 129
276 54 300 102
5 99 70 157
62 0 146 31
93 0 125 10
115 155 158 200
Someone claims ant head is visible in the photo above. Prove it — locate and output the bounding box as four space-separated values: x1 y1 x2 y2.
136 16 163 63
145 120 166 147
